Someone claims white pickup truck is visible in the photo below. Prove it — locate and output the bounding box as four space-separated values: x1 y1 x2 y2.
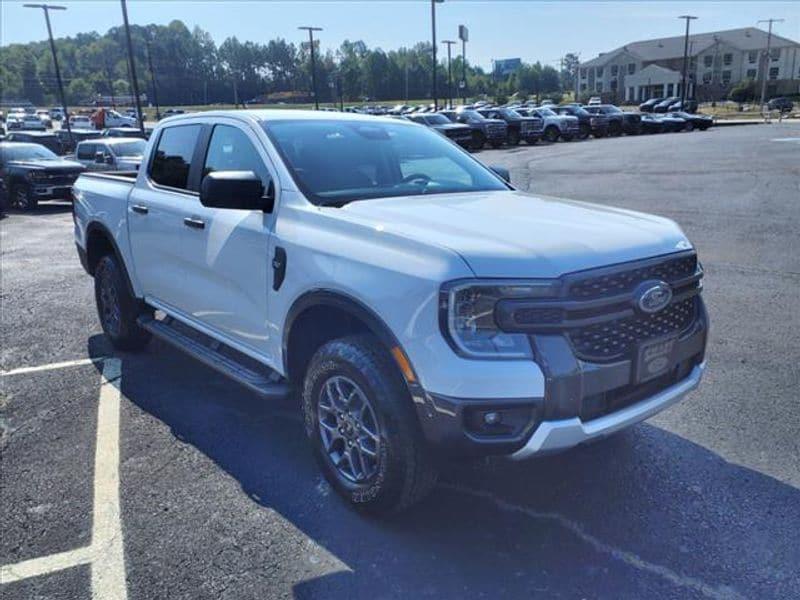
73 110 708 513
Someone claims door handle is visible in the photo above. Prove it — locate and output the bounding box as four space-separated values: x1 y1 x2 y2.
131 204 148 214
183 217 205 230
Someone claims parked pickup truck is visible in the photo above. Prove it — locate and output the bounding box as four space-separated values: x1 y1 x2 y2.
1 141 85 211
476 107 543 145
440 108 508 149
74 111 708 513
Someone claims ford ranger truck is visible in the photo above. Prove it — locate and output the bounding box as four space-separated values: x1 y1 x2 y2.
73 111 708 514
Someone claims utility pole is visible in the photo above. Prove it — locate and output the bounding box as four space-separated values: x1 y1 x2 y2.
758 18 785 114
678 15 698 105
145 35 161 120
431 0 445 110
23 4 72 144
459 25 469 104
442 40 456 108
120 0 146 134
298 26 323 110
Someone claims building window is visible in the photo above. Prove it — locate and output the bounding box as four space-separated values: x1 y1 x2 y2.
628 63 635 75
610 65 618 77
704 55 713 68
580 68 587 79
595 82 603 92
666 83 674 96
721 70 732 85
628 86 635 100
770 49 780 62
746 69 757 80
723 53 733 66
769 67 779 80
610 79 618 91
580 83 587 91
702 71 712 84
596 67 603 78
748 51 757 63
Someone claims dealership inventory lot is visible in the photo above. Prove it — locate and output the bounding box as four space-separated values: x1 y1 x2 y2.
1 124 798 599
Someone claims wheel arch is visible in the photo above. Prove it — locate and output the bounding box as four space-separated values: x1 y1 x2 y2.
282 290 420 393
84 221 138 299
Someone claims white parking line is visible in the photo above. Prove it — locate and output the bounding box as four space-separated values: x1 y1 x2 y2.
0 357 107 377
0 358 127 599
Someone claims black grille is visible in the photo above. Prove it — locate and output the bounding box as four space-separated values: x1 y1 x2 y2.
569 254 697 300
568 297 697 361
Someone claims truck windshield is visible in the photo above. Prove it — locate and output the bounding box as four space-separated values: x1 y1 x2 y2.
1 144 59 161
425 114 451 125
264 119 507 206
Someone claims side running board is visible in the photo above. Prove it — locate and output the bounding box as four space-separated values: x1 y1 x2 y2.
137 315 290 400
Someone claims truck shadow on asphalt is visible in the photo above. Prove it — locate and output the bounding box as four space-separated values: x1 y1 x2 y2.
89 338 800 600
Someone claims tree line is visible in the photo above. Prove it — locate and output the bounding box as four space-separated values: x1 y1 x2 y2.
0 19 571 106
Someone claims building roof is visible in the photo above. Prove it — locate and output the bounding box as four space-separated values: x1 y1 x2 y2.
581 27 799 68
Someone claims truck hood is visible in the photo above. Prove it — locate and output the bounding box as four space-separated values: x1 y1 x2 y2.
8 158 85 171
343 190 692 278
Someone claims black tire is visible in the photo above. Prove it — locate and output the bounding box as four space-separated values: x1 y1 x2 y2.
684 121 694 132
11 184 37 212
507 130 520 145
608 121 622 137
578 123 590 140
471 131 486 150
94 254 152 351
593 130 607 138
489 141 503 149
303 334 438 514
544 126 559 143
562 133 574 142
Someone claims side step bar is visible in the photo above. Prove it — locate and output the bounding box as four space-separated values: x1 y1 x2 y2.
138 315 290 400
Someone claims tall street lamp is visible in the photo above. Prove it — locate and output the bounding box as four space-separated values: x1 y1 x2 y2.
23 4 72 144
442 40 456 108
757 18 785 113
459 25 469 104
299 26 323 110
145 35 161 121
120 0 146 134
431 0 445 110
678 15 698 105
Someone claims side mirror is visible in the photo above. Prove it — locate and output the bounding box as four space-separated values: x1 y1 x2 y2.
200 170 273 212
490 166 511 183
94 151 105 164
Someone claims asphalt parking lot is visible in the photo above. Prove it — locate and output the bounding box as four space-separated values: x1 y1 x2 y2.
1 123 799 600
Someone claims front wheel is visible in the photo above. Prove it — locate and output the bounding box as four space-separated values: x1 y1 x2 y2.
11 185 37 212
684 122 694 132
303 335 438 514
578 123 590 140
94 254 152 351
544 126 560 143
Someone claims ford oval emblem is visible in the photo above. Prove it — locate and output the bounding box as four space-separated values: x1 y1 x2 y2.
636 281 673 314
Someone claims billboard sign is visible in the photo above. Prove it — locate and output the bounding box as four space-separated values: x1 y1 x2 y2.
458 25 469 42
493 58 522 77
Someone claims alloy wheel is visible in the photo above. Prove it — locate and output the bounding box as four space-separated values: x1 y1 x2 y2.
98 267 122 337
317 375 381 483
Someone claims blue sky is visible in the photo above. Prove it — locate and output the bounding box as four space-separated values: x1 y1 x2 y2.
2 1 798 69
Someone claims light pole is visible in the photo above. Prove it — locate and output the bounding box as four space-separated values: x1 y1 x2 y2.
757 18 785 113
678 15 698 105
120 0 146 134
431 0 445 110
23 4 72 144
145 35 161 120
299 26 323 110
442 40 455 108
459 25 469 104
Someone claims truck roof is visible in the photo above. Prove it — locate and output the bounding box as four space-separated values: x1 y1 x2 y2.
160 109 411 127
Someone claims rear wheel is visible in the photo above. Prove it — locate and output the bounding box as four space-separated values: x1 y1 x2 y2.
544 126 560 143
303 335 438 514
608 121 622 137
11 185 37 212
684 121 694 132
94 254 152 351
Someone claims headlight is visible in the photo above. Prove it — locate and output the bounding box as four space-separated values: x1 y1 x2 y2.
440 279 559 359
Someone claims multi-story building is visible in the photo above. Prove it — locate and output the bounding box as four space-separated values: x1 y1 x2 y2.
579 27 800 104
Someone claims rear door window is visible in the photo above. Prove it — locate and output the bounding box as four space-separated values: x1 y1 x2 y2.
77 143 97 160
149 124 202 191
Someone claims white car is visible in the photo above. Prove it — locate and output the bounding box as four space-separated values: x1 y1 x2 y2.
36 110 53 129
73 110 708 513
70 115 94 130
73 137 146 172
588 96 602 106
102 109 137 128
20 114 46 131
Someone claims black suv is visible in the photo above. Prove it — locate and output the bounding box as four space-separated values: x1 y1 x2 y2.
407 113 473 148
584 105 641 136
639 98 663 112
554 105 608 139
4 131 62 155
476 107 543 145
0 142 85 211
768 97 794 114
440 109 507 149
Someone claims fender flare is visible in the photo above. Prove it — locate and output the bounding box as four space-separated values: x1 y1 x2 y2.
84 220 138 299
282 289 422 388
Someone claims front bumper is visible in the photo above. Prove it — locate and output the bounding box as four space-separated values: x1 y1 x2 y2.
511 361 704 459
32 184 73 200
